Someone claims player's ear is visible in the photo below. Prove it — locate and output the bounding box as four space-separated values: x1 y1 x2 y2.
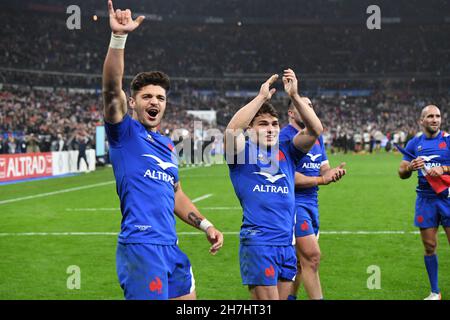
128 95 136 110
287 109 293 118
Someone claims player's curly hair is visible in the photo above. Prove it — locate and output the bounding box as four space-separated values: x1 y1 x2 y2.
130 71 170 97
250 102 279 125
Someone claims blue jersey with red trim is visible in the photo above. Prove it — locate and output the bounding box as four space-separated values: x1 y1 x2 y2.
105 114 179 244
403 131 450 197
227 139 305 246
279 124 328 204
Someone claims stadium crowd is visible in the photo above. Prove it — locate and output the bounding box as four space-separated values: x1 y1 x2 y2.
1 11 450 82
5 0 450 20
1 85 449 156
1 1 449 158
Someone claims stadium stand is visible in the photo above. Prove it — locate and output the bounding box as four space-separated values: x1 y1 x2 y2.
1 0 449 155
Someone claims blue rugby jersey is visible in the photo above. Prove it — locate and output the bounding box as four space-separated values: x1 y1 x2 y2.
228 138 305 246
403 131 450 197
105 114 179 244
280 124 328 205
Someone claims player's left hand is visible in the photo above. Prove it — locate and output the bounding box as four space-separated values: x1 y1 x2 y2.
324 162 346 183
283 68 299 97
108 0 145 35
332 162 347 182
427 166 444 177
205 227 224 255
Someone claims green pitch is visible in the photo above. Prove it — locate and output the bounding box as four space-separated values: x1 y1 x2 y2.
0 152 449 300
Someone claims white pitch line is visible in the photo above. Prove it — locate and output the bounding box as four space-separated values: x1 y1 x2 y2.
191 194 213 203
65 194 213 212
66 206 240 212
71 208 117 211
323 231 411 235
0 181 115 205
0 231 237 237
0 166 202 206
198 206 241 210
0 231 445 237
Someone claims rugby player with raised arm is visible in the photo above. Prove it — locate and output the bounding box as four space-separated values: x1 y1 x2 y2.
102 0 223 300
225 69 323 300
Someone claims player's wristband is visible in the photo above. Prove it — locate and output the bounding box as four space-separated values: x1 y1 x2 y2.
109 32 128 49
199 219 214 232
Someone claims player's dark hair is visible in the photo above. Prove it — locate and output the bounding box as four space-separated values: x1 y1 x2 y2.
250 102 279 125
130 71 170 97
287 99 306 129
287 100 294 110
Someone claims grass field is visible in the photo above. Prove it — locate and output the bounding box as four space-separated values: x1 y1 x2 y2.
0 152 449 300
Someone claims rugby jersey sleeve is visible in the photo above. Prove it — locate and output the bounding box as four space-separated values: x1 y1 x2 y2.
105 114 133 147
403 137 417 162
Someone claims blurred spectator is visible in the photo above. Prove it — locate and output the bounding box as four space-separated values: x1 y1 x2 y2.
75 135 90 171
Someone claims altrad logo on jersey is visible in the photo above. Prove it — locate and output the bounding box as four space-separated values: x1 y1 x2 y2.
142 154 177 170
252 170 288 194
302 163 322 169
142 154 176 186
420 155 439 162
302 153 322 169
307 153 322 162
419 155 442 170
143 170 175 185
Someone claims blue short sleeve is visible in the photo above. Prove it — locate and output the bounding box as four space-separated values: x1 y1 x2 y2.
105 114 133 147
283 139 307 166
403 138 417 162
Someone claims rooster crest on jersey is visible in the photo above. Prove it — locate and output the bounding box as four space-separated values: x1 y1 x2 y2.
149 276 163 294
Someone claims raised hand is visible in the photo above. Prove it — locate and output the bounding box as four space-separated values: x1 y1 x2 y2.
283 68 299 97
258 74 278 101
108 0 145 35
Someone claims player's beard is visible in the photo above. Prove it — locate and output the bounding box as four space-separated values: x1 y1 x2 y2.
424 123 440 136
